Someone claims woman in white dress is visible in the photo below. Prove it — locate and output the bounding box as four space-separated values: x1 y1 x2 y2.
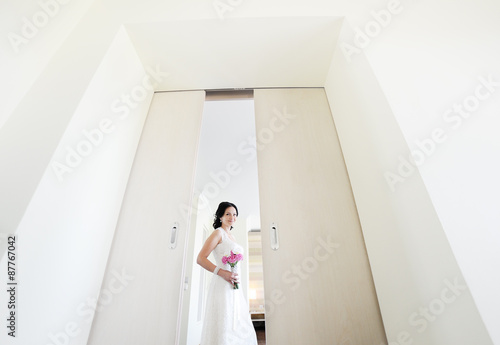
197 201 258 345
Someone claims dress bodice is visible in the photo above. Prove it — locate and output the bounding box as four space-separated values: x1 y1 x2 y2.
213 227 244 273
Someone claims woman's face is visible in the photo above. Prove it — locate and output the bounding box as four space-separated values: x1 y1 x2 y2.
220 206 237 228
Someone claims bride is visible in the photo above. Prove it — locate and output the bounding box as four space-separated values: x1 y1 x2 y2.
197 201 258 345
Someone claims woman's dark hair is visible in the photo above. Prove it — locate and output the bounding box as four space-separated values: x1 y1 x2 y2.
213 201 239 230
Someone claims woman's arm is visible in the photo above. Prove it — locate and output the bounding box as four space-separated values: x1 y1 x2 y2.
197 230 239 286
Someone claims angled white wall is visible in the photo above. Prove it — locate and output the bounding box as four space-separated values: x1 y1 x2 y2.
0 0 96 129
0 3 128 237
0 27 153 345
361 1 500 342
324 21 494 345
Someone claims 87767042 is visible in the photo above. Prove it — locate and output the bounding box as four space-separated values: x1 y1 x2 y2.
6 235 17 337
7 236 17 281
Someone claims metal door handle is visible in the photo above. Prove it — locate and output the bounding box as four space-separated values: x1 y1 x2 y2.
271 222 279 250
170 222 179 249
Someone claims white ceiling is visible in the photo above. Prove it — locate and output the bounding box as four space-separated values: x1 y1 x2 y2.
124 16 343 91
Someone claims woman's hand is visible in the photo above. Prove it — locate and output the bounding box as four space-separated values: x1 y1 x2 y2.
218 269 239 287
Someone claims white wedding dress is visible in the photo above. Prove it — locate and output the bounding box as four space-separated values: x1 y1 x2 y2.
200 227 258 345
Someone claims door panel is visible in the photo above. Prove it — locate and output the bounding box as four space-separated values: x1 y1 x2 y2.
254 88 386 344
86 91 205 345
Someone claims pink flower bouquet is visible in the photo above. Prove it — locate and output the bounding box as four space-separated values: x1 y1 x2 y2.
222 251 243 289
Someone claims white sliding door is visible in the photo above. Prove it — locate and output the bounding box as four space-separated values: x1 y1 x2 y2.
254 88 386 344
86 91 205 345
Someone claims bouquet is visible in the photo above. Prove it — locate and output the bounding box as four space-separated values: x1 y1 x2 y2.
222 250 243 289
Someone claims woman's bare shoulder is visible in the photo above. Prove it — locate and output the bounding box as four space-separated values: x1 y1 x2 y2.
209 228 223 242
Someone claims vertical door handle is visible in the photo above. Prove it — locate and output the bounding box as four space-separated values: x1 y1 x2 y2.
271 222 279 250
170 222 179 249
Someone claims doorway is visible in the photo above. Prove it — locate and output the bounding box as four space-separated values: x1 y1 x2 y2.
180 90 266 345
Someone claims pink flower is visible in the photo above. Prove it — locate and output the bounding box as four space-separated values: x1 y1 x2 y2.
222 251 243 266
221 251 244 289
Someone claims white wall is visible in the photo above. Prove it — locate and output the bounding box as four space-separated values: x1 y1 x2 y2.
193 99 260 225
0 27 153 345
361 1 500 342
0 2 127 238
324 21 493 345
0 0 96 129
